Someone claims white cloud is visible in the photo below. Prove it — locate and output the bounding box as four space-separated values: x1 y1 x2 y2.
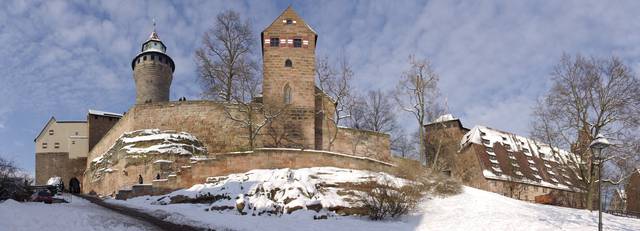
2 0 640 171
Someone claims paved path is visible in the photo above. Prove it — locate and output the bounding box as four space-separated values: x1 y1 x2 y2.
0 195 159 231
77 194 211 231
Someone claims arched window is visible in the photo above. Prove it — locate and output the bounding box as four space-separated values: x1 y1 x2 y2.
283 84 292 104
285 59 292 67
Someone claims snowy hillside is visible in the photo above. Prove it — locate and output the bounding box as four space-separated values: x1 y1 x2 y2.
108 167 640 231
112 167 407 217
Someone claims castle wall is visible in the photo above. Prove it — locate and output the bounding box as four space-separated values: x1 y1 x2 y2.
332 127 391 162
87 148 395 196
88 113 121 151
35 152 86 188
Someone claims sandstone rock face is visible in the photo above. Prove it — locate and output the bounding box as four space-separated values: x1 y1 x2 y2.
88 129 207 186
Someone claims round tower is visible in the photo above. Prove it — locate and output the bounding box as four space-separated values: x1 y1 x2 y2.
131 29 175 104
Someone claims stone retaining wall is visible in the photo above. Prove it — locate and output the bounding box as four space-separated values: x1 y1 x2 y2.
89 148 395 196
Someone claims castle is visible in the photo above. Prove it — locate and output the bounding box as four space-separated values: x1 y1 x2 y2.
35 7 392 197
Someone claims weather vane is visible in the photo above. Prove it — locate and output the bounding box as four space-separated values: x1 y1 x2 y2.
152 17 156 32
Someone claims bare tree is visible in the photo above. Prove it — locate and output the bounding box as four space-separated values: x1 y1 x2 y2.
264 105 301 148
316 55 355 151
196 10 256 102
531 54 640 210
424 122 459 171
349 90 397 133
394 55 441 165
0 157 32 201
390 130 416 159
223 69 283 150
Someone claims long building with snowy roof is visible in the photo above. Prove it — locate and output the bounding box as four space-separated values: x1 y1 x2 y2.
425 114 587 208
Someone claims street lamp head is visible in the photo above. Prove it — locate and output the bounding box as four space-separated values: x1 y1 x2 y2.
590 134 610 159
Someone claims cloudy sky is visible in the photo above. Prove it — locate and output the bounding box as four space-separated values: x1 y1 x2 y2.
1 0 640 173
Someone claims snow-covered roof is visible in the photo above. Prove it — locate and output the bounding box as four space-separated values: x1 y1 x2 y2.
460 125 583 192
433 114 456 123
88 109 123 118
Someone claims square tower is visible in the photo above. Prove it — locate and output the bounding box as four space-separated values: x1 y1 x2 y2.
261 7 318 148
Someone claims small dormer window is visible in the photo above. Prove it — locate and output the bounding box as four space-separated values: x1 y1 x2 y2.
285 59 292 67
54 142 60 149
286 19 293 24
42 143 47 149
293 39 302 48
49 130 54 135
270 38 280 47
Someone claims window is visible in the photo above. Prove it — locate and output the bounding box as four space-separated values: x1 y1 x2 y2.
285 59 292 67
143 56 147 61
54 142 60 149
270 38 280 47
75 132 79 135
71 141 75 145
286 18 293 24
502 136 507 141
293 39 302 48
151 55 155 60
42 143 47 149
159 56 163 62
49 130 54 135
482 139 490 145
283 84 292 104
486 147 494 152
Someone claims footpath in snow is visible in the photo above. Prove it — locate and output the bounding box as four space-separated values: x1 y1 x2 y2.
106 167 640 231
0 195 158 231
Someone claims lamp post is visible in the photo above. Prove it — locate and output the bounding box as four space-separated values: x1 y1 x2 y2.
590 134 610 231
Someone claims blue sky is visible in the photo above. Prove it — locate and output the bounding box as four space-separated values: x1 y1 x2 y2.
2 0 640 174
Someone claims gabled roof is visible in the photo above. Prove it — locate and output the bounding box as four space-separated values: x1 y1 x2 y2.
461 125 584 192
260 6 318 56
34 117 86 142
261 6 317 35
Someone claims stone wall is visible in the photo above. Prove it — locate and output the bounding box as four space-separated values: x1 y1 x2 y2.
35 152 86 188
83 100 393 194
333 127 391 162
88 114 121 151
87 148 395 196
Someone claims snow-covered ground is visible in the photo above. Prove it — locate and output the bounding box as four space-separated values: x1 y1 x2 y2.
107 167 640 231
0 196 157 231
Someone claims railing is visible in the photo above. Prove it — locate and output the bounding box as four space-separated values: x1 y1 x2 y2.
606 210 640 219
